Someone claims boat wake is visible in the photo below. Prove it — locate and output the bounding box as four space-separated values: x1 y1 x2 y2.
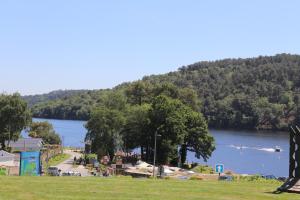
228 145 282 152
229 145 249 150
256 147 278 152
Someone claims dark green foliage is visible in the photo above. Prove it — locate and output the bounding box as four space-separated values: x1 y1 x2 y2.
121 104 151 152
25 54 300 130
86 91 215 165
28 121 61 144
30 89 112 120
191 165 214 174
85 107 125 159
147 95 189 164
169 54 300 130
183 109 215 162
23 90 88 107
0 93 32 150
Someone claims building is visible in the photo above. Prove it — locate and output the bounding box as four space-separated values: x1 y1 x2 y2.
0 150 15 167
6 138 43 152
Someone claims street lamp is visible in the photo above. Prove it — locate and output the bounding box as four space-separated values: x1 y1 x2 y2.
153 127 162 178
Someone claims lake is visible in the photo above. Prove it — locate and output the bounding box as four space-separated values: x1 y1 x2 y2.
28 118 289 177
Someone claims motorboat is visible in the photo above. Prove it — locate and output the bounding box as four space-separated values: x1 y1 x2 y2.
275 146 281 152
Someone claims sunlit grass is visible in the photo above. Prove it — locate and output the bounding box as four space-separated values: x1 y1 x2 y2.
47 153 71 167
0 177 299 200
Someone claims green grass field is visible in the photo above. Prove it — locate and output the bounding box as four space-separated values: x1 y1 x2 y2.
0 177 299 200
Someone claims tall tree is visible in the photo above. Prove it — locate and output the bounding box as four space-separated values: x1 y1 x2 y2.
85 107 125 159
0 93 31 150
148 95 214 165
121 104 151 160
148 95 187 164
181 110 215 164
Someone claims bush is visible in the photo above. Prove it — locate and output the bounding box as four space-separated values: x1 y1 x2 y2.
190 176 203 181
85 154 97 160
0 168 7 176
191 165 214 174
225 170 234 175
239 175 262 182
237 175 279 183
84 154 98 164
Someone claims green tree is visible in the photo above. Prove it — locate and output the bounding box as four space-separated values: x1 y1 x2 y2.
103 91 127 111
28 121 61 144
181 110 215 164
125 81 152 105
253 97 284 129
121 104 151 159
148 95 187 164
148 95 214 165
85 107 125 159
0 93 31 150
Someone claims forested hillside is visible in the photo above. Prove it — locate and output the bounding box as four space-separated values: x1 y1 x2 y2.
23 90 88 107
25 54 300 130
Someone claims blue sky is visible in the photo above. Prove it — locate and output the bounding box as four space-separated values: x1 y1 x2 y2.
0 0 299 95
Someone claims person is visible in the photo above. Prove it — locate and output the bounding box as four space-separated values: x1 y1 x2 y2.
103 169 110 177
73 156 77 165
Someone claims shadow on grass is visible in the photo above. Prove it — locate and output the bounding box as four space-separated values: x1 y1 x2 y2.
264 190 283 195
263 189 300 195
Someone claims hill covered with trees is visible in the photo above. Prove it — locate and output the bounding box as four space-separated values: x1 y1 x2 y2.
25 54 300 130
23 90 89 107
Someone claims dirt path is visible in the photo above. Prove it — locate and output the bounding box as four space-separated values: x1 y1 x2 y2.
55 150 90 177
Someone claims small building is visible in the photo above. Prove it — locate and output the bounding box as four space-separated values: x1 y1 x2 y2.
0 150 15 167
6 138 43 152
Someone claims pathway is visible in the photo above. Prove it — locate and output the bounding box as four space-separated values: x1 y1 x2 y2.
55 150 90 177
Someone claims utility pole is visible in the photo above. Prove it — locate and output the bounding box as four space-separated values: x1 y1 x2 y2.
152 126 162 178
153 130 158 178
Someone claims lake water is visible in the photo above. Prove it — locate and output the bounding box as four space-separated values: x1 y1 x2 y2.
28 118 289 177
23 118 87 147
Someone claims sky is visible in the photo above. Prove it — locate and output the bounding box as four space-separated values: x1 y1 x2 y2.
0 0 300 95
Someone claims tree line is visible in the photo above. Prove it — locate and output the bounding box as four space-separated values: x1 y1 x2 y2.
26 54 300 130
85 83 215 165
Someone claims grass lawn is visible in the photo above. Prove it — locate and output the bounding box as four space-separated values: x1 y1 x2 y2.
0 177 299 200
47 153 71 167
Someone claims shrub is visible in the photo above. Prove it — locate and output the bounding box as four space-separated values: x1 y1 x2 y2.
190 176 203 181
225 170 234 175
191 165 214 174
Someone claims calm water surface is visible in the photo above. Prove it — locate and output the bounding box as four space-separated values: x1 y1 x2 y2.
28 118 289 177
189 129 288 177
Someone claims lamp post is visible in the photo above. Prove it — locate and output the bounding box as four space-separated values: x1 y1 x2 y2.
153 127 162 178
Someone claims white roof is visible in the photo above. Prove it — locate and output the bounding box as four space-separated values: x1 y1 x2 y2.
6 138 43 150
0 150 15 158
0 150 15 163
